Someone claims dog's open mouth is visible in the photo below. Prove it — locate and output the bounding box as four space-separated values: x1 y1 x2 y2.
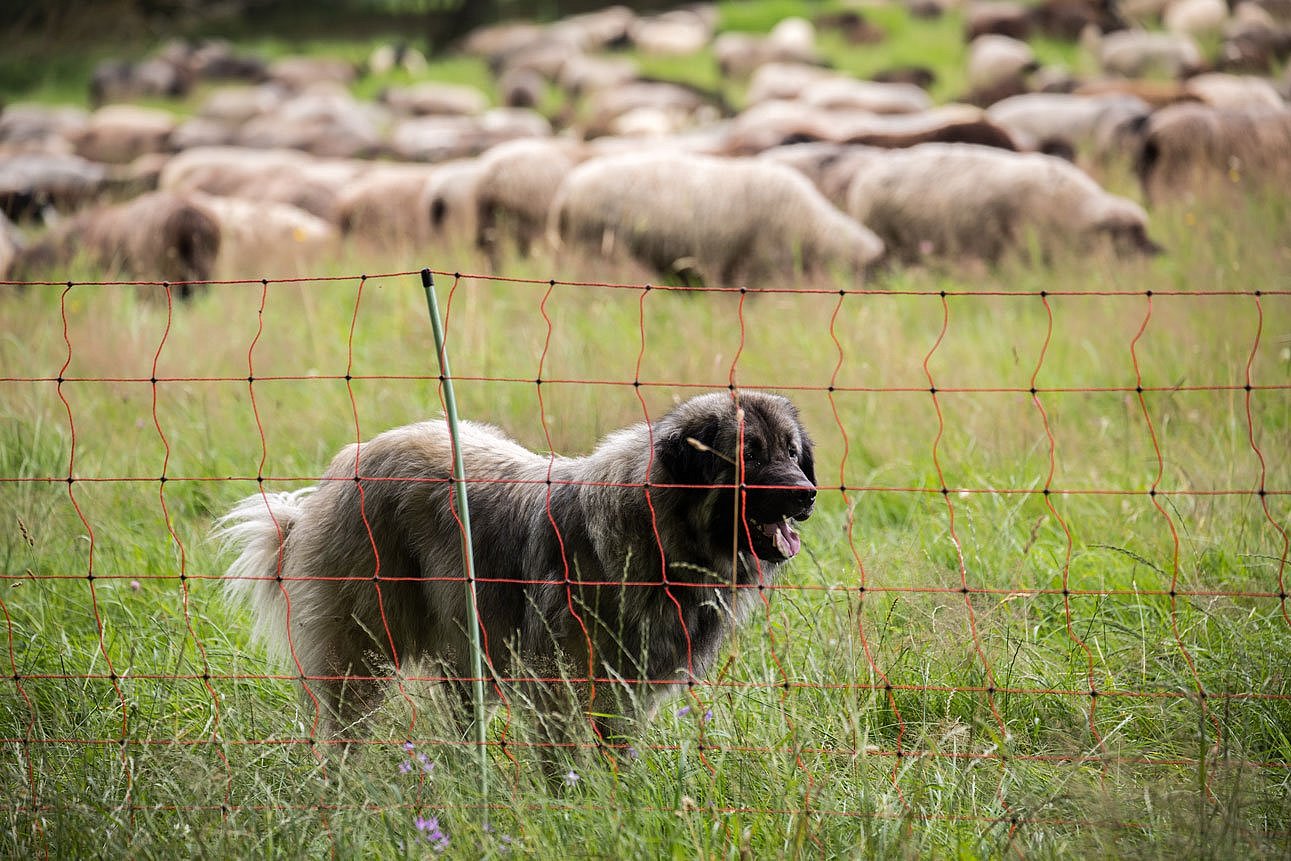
748 517 801 560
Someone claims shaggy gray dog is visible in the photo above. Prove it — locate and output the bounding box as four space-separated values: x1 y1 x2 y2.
219 391 816 751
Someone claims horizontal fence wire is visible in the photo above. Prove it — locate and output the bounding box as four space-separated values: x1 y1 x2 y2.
1 269 1288 853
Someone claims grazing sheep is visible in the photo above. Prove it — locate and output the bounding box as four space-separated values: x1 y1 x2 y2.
160 146 369 220
0 153 108 221
628 9 715 55
723 101 1017 153
1137 103 1291 201
799 77 933 114
759 142 875 206
966 34 1038 104
237 86 387 158
72 105 175 165
714 18 823 77
0 211 23 277
986 92 1151 157
90 56 192 107
1097 29 1203 78
266 57 356 91
419 159 487 248
389 109 551 162
550 151 884 286
1182 73 1286 109
966 2 1033 40
13 191 219 290
1164 0 1229 37
584 80 724 138
474 138 586 259
334 163 440 247
190 193 336 272
0 103 89 156
843 143 1161 262
380 83 489 116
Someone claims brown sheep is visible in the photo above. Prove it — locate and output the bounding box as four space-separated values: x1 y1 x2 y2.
1137 103 1291 201
550 151 885 286
13 191 219 293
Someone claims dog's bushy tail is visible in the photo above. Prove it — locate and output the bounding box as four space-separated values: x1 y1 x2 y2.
215 488 315 659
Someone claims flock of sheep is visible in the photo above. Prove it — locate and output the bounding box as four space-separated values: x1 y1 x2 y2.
1 0 1289 289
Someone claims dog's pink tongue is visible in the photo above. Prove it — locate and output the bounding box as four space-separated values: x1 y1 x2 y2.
762 520 800 558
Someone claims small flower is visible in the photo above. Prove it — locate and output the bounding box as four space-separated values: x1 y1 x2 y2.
398 760 412 774
703 709 713 723
402 741 415 752
129 580 141 591
417 752 429 764
414 816 449 852
422 760 435 774
625 745 639 760
563 769 580 786
676 705 691 717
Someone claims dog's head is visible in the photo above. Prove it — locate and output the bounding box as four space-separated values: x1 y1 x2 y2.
656 391 816 563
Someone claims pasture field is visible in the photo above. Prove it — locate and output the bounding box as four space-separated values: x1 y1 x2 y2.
2 185 1289 858
2 0 1291 857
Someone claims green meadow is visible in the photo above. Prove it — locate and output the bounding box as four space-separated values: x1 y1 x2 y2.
2 0 1290 857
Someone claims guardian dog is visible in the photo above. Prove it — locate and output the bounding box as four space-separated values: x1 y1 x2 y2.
218 391 816 750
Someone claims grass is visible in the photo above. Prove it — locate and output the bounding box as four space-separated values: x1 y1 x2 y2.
3 1 1290 857
1 182 1289 857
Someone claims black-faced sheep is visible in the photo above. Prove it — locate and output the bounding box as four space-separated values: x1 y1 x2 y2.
1137 103 1291 201
12 191 219 291
843 143 1161 262
549 151 885 286
473 138 587 260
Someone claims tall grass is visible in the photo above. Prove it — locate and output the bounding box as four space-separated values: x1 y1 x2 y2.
1 184 1289 858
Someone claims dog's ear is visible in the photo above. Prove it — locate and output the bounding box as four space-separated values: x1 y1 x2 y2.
657 416 724 487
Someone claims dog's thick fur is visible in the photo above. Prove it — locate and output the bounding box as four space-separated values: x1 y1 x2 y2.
218 391 816 749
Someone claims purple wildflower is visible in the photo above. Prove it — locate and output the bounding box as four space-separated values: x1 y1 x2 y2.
398 760 412 774
402 741 415 752
417 752 429 764
414 815 449 852
563 769 580 786
703 709 713 723
129 580 141 591
625 745 639 760
676 705 691 717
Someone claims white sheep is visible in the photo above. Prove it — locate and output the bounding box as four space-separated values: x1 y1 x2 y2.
549 151 884 286
843 143 1161 262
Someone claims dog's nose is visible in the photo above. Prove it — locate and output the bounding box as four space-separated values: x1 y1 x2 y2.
790 481 816 516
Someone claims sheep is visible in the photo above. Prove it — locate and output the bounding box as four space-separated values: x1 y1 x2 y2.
266 57 356 91
334 163 440 248
1097 29 1203 78
714 18 823 77
758 142 875 206
189 192 336 273
237 86 387 158
1164 0 1229 38
628 9 714 55
0 211 23 277
72 105 176 165
1137 103 1291 201
1182 73 1286 109
799 77 933 115
160 146 369 220
723 101 1018 154
389 109 551 162
549 151 885 286
0 103 89 157
0 153 108 221
473 137 587 260
965 34 1038 104
12 191 219 292
843 143 1161 263
380 83 488 116
419 159 487 249
986 92 1151 157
